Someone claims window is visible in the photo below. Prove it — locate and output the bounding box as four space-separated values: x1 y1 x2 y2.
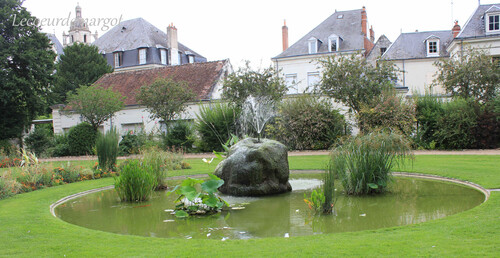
70 35 74 43
121 123 143 133
380 47 387 55
138 48 147 65
488 14 500 32
84 35 87 43
114 52 122 67
328 34 340 52
307 72 320 91
308 37 318 54
188 55 195 64
285 74 298 94
178 52 182 65
160 49 167 65
426 39 439 57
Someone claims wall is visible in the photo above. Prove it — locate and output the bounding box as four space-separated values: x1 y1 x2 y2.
393 58 445 96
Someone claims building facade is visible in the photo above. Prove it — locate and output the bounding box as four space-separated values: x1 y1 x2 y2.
62 4 98 47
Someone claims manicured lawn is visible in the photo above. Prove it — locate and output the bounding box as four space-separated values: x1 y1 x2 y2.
0 155 499 256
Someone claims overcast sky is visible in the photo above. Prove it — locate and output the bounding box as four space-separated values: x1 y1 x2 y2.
23 0 498 68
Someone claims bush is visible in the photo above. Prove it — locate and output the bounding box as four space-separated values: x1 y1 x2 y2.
267 95 347 150
434 99 477 149
358 91 416 138
118 131 144 155
46 134 71 157
414 94 444 149
67 122 97 156
24 126 53 156
96 128 119 172
195 103 241 152
332 130 413 195
114 160 157 202
471 104 500 149
163 121 195 151
0 174 22 199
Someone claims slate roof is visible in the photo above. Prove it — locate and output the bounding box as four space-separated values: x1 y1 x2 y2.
92 18 204 58
92 60 228 106
273 9 367 59
383 30 454 60
46 33 64 56
456 4 500 39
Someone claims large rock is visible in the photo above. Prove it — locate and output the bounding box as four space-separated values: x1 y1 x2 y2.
214 138 292 196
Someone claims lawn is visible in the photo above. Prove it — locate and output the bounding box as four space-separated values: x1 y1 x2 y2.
0 155 499 256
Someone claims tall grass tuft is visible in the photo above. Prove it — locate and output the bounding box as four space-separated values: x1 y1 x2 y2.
195 102 241 152
322 162 336 214
114 160 157 202
141 147 184 189
332 130 413 195
96 127 119 172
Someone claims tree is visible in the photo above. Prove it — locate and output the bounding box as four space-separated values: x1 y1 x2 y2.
0 0 56 141
318 54 398 115
222 61 287 107
67 85 125 131
136 78 195 125
434 47 499 103
53 43 113 104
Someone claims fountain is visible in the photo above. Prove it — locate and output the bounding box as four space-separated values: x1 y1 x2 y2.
214 95 292 196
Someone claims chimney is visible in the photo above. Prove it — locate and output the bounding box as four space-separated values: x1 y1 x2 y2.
282 20 289 51
369 26 375 42
167 23 179 65
452 20 461 38
361 6 367 37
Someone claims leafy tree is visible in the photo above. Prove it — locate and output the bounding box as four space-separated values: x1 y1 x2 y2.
67 85 125 131
53 43 113 104
136 78 195 124
0 0 56 141
434 47 499 103
222 61 287 107
318 54 398 115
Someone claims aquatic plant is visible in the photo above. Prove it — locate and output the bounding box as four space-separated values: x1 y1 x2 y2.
304 162 336 214
95 127 119 172
114 160 157 202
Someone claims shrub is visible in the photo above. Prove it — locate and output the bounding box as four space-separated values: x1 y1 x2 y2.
358 91 416 138
67 122 97 156
24 126 53 156
414 94 444 149
268 95 347 150
118 131 144 155
96 128 119 172
195 103 241 152
471 104 500 149
434 99 477 149
114 160 157 202
332 130 413 195
46 134 71 157
163 121 195 151
0 173 22 199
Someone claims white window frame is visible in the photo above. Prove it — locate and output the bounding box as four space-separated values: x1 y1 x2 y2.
426 40 439 57
138 48 147 65
486 13 500 33
160 49 167 65
308 37 318 54
188 55 194 64
178 51 182 65
328 34 339 52
114 52 122 67
285 74 298 95
307 72 320 92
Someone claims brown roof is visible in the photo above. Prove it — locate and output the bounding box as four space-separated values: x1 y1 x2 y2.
93 60 228 106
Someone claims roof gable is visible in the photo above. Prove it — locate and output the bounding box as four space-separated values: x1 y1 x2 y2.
92 60 229 106
274 9 365 59
485 5 500 13
383 30 453 60
456 4 500 39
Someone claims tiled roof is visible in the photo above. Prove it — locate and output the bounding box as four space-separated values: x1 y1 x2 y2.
93 18 204 58
457 4 500 39
273 9 367 59
383 30 454 60
93 60 228 106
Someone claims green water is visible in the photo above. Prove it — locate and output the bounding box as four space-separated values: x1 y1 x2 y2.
55 176 485 239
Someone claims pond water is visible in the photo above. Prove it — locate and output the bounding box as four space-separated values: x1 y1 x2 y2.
55 176 485 239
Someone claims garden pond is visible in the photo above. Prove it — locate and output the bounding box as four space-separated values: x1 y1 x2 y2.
54 174 485 240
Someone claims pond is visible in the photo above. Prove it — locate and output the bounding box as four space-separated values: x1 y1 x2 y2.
54 175 485 239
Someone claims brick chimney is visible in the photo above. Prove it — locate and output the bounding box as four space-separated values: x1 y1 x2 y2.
282 20 289 51
452 20 461 38
167 23 179 65
369 26 375 42
361 6 367 37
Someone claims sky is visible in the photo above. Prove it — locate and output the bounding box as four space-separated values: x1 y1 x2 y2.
22 0 499 68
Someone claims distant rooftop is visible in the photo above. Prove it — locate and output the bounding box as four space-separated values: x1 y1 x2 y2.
456 4 500 39
383 30 454 60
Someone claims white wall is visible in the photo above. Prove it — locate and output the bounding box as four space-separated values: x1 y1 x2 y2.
393 58 445 96
274 55 325 94
448 37 500 57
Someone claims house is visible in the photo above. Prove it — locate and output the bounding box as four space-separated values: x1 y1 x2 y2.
52 60 231 135
382 29 457 95
447 3 500 60
366 34 392 65
272 7 376 94
93 18 206 71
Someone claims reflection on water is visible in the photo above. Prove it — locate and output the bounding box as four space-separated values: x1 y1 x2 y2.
55 177 484 239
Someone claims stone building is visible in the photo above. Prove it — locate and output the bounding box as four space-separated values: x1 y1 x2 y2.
62 4 98 47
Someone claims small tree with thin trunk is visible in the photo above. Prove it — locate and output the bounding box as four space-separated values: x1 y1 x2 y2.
67 85 126 131
136 78 195 125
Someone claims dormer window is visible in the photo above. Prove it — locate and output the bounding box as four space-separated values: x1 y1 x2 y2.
308 37 318 54
138 48 147 65
186 51 195 63
328 34 340 52
487 13 500 32
425 36 440 57
160 49 167 65
113 51 123 67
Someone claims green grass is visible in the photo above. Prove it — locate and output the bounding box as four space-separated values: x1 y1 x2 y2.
0 155 499 256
